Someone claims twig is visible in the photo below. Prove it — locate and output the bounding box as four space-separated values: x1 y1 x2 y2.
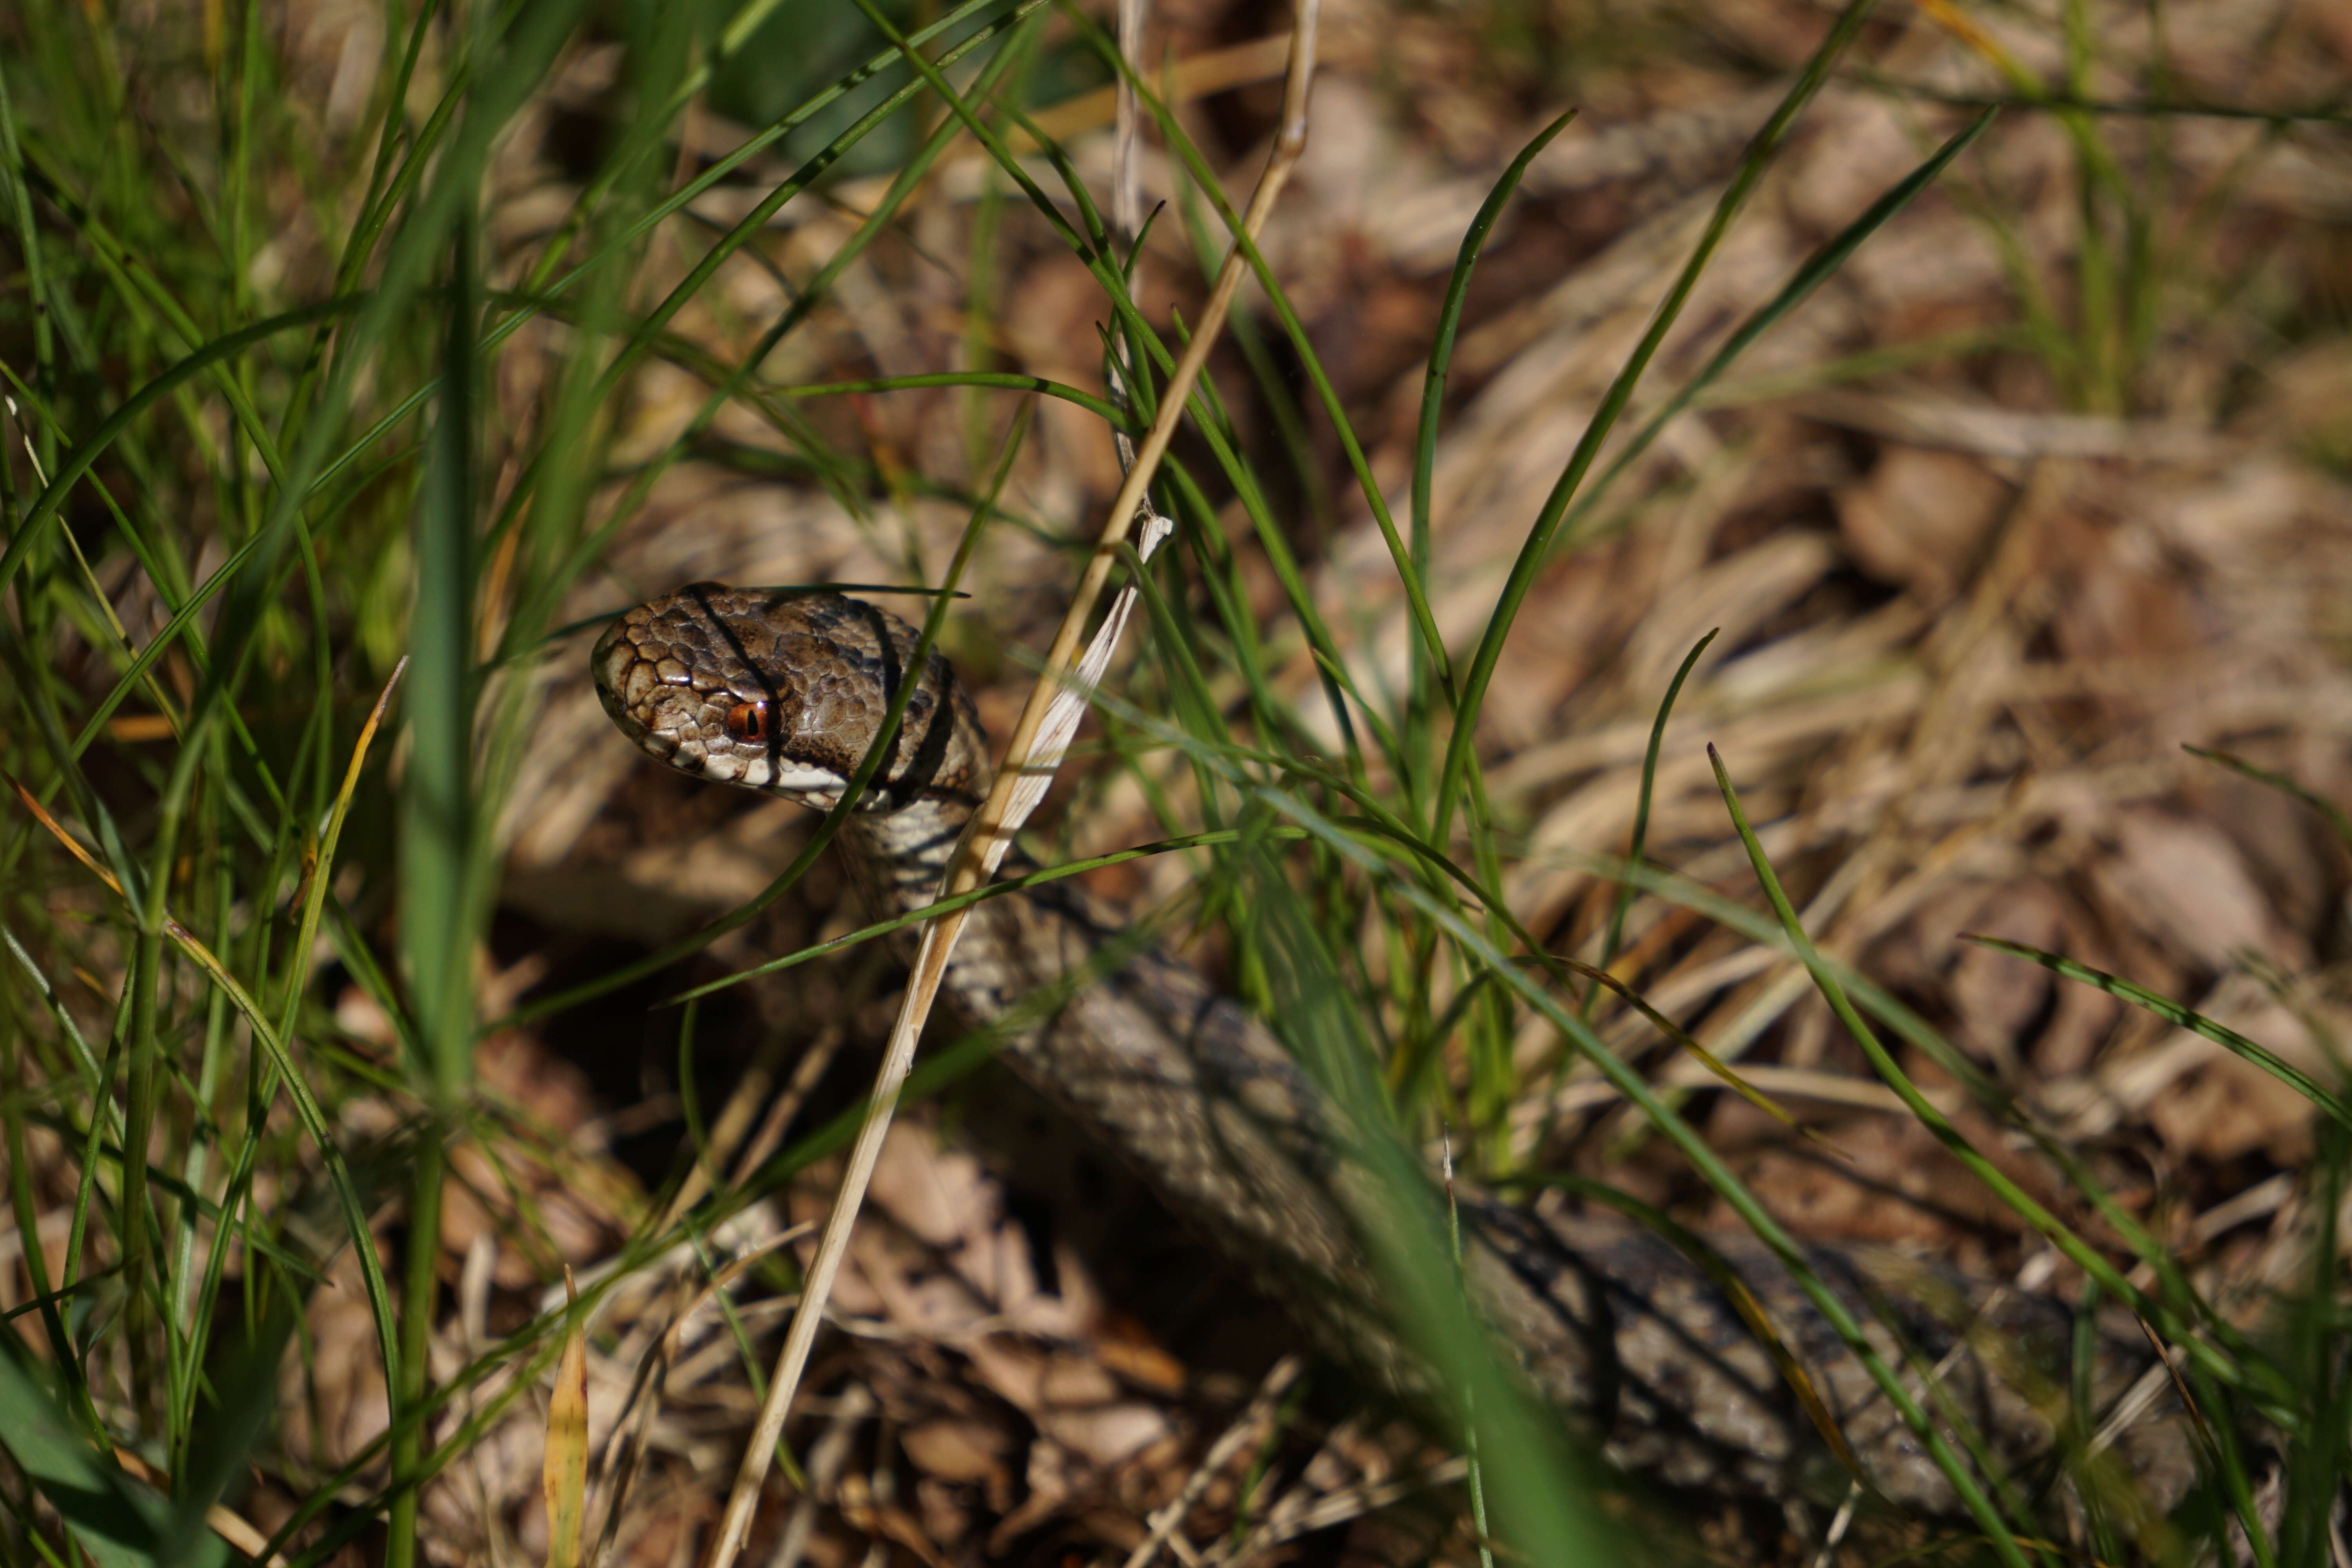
1207 1456 1472 1564
1122 1356 1303 1568
699 13 1320 1567
764 1384 876 1568
662 1024 845 1232
588 1221 817 1565
1809 1479 1862 1568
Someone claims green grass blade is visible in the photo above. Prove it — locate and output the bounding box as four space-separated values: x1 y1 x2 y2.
1434 0 1880 845
1411 109 1577 669
661 826 1312 1004
160 1294 296 1568
1966 936 2352 1130
774 370 1132 425
2184 744 2352 855
391 239 488 1559
1250 774 2036 1561
1240 854 1615 1563
1707 745 2247 1392
1559 107 1998 539
399 231 483 1105
1585 628 1717 1014
0 1321 214 1568
0 298 364 599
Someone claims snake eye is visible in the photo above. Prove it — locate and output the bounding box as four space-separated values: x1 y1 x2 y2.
722 701 769 743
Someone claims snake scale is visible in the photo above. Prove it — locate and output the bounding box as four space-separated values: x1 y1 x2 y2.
592 583 2197 1528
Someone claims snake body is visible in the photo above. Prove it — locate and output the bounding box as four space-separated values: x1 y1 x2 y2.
592 585 2195 1522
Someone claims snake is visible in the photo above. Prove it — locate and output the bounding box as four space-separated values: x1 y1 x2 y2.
590 583 2197 1528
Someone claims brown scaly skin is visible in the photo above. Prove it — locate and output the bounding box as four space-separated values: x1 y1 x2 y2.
593 586 2198 1523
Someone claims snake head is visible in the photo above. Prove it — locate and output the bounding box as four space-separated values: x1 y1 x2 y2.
592 584 988 811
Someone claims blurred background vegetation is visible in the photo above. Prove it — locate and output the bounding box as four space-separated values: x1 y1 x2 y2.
2 0 2350 1563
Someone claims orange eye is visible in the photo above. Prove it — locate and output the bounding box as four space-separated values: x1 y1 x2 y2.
722 701 769 742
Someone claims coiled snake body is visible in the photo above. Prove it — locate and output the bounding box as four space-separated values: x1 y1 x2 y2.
592 585 2194 1523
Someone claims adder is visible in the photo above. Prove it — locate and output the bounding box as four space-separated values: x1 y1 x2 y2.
591 582 2197 1526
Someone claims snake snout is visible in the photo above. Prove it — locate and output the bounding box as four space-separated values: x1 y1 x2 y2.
589 619 660 746
593 606 860 804
591 613 711 772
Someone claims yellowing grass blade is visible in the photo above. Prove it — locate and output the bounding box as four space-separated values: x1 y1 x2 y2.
546 1268 589 1568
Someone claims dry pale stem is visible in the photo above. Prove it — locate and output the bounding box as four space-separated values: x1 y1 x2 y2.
1121 1355 1303 1568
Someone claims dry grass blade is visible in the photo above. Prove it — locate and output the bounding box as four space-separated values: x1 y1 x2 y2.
1553 951 1844 1153
1114 0 1148 241
1966 935 2352 1129
697 14 1322 1566
1123 1355 1303 1568
109 1447 288 1568
545 1269 589 1568
5 653 408 1036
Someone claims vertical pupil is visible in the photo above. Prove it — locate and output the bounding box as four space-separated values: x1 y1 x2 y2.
728 702 766 741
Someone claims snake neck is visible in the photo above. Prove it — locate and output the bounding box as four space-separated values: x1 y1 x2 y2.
840 795 978 915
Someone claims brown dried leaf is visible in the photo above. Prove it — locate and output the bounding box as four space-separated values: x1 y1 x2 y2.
2096 809 2310 973
902 1419 1015 1485
2148 1051 2321 1162
1835 446 2009 604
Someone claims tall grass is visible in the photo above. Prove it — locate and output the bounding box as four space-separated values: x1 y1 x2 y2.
0 1 2343 1565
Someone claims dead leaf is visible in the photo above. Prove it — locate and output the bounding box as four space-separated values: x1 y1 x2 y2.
1835 445 2009 603
2134 976 2342 1160
2096 810 2310 973
902 1419 1014 1485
